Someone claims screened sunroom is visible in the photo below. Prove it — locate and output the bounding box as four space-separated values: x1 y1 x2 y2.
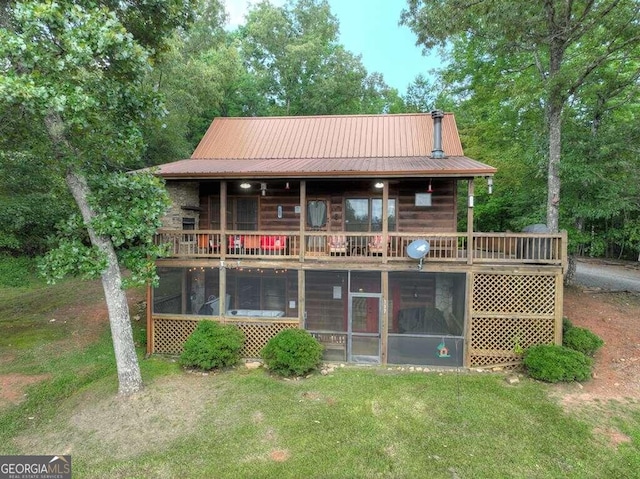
152 266 466 367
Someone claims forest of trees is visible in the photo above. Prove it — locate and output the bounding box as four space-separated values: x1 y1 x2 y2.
2 0 640 261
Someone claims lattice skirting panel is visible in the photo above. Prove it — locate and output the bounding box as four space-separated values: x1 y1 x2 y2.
234 322 299 358
153 319 199 355
468 316 556 367
152 318 299 358
473 273 556 315
469 272 559 368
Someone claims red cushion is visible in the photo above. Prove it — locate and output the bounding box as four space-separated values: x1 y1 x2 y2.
260 235 286 249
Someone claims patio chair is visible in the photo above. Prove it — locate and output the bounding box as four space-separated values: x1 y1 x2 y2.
198 294 231 315
260 235 287 255
368 235 389 255
227 235 244 253
328 235 347 255
197 234 218 254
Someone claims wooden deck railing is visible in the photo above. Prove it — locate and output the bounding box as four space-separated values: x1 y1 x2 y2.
155 229 567 267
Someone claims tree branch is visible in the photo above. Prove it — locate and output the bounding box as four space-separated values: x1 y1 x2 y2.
567 34 640 97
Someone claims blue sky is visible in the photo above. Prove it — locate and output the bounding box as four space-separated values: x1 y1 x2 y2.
326 0 443 94
224 0 444 95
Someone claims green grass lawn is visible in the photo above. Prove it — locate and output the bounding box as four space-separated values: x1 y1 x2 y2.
0 255 638 478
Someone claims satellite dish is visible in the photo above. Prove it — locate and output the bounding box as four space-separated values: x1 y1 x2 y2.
407 239 430 259
407 239 430 270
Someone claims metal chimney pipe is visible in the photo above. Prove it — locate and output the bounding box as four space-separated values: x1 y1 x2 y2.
431 109 445 159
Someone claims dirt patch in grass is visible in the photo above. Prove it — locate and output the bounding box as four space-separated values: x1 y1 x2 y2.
0 354 16 366
555 285 640 449
558 286 640 404
269 449 290 462
41 283 145 356
0 373 51 408
593 427 632 448
14 373 217 459
0 281 145 405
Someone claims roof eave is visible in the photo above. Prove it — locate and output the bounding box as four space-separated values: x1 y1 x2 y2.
158 170 497 180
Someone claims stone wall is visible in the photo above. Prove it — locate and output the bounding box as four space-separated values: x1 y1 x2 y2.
162 181 200 229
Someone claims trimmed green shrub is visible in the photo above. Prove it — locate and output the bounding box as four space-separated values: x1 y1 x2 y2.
563 326 604 356
261 329 323 377
562 317 573 335
180 320 244 370
523 344 593 383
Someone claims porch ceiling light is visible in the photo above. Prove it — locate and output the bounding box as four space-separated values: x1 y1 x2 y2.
374 182 384 189
240 182 251 189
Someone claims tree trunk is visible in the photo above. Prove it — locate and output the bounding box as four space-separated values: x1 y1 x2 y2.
546 101 562 233
65 170 143 396
543 1 567 235
564 254 576 286
44 111 143 395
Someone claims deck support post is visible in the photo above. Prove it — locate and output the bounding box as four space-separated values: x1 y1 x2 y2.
220 181 227 261
298 269 305 328
464 271 474 368
146 282 153 355
467 179 474 265
299 180 306 263
382 180 389 264
381 270 388 364
219 265 227 317
554 271 564 345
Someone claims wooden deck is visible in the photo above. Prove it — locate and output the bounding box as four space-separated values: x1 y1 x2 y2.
155 229 567 270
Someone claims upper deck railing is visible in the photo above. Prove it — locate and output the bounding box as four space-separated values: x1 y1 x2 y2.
155 229 567 269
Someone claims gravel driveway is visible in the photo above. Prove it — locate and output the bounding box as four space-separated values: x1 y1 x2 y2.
574 258 640 292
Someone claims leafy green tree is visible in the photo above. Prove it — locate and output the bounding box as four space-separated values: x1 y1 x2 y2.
143 0 268 164
402 0 640 233
0 0 192 395
0 152 72 255
403 74 438 113
559 60 640 258
238 0 401 115
39 172 170 287
144 0 406 162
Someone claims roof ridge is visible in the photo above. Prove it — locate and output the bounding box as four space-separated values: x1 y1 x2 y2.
213 112 454 121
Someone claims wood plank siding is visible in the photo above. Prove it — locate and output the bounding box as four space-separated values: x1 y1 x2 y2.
196 179 456 233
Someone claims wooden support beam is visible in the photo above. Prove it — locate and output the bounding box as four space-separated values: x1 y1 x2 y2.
382 180 389 264
220 264 227 316
181 268 188 314
146 282 153 355
463 271 473 367
300 180 306 263
467 179 474 265
380 270 388 364
561 229 568 274
298 269 305 328
220 181 227 261
554 271 563 345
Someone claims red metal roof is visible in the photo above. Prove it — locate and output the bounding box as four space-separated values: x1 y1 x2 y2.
156 156 495 178
155 113 496 178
